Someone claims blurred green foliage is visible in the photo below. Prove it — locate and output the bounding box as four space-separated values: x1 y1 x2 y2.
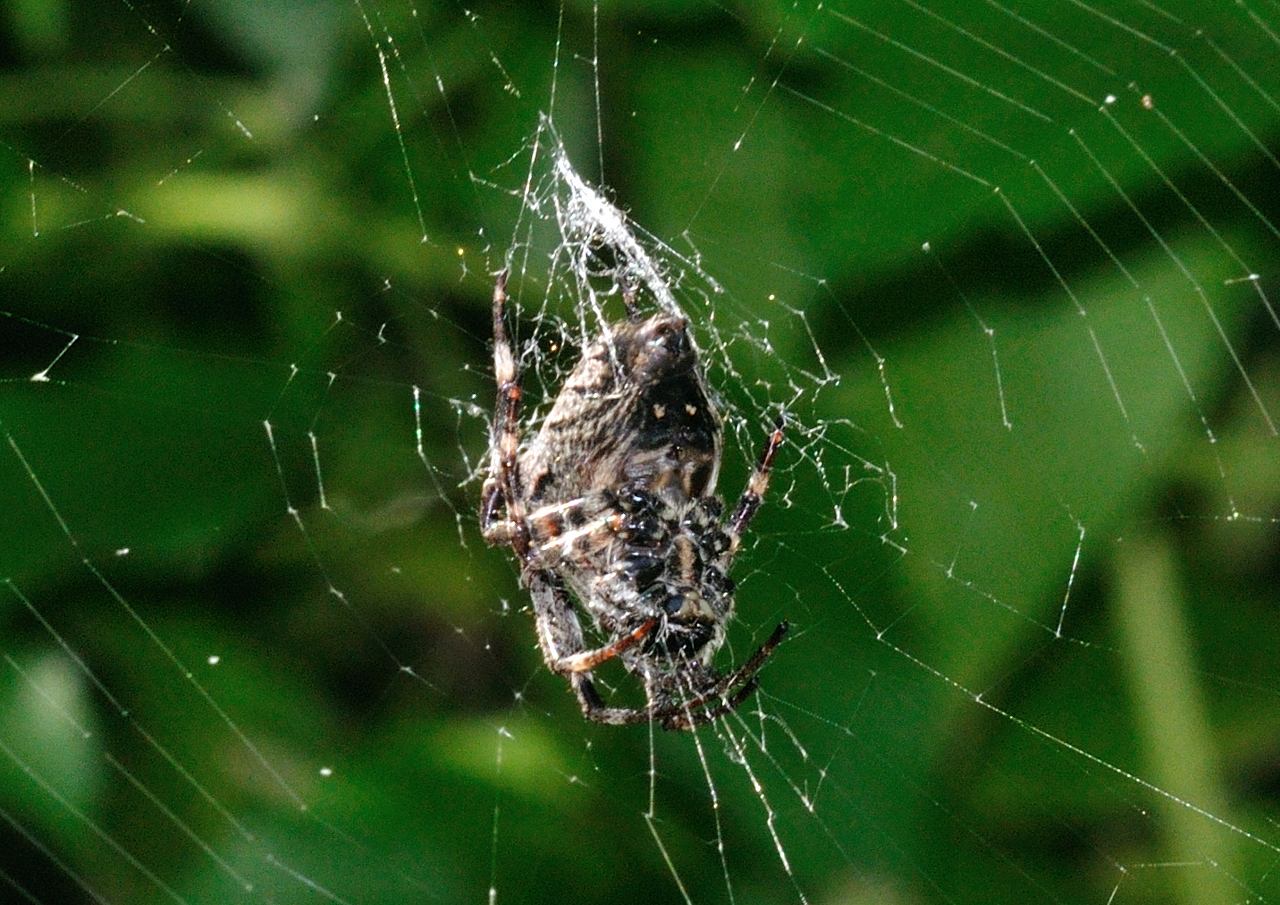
1 1 1279 903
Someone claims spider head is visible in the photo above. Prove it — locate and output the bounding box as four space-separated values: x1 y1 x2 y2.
653 590 725 663
613 315 695 383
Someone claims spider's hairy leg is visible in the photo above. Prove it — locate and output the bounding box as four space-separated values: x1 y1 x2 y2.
724 415 785 561
524 494 616 550
621 282 640 320
528 572 657 707
479 478 506 540
660 620 790 731
665 677 761 731
555 618 657 672
481 503 520 547
526 572 588 670
482 269 531 558
529 574 657 673
572 674 661 726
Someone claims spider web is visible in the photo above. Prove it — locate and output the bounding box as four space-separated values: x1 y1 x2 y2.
1 1 1279 904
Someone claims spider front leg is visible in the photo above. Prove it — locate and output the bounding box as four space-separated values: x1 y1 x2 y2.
482 270 530 558
527 573 658 723
659 620 790 730
572 674 662 727
723 416 785 562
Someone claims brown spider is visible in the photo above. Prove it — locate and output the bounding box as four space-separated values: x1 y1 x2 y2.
481 271 787 730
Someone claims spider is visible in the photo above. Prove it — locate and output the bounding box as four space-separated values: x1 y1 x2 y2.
481 270 788 730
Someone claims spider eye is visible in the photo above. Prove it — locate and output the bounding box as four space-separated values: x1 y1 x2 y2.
661 594 686 616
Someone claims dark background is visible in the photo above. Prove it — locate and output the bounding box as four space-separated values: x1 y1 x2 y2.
1 1 1278 903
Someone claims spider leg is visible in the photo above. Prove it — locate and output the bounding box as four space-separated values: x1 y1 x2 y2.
572 674 662 726
723 416 785 562
656 621 790 730
554 618 657 672
524 495 621 555
663 677 761 731
479 480 506 540
486 495 602 552
527 572 659 719
567 620 788 730
482 270 532 559
621 283 640 320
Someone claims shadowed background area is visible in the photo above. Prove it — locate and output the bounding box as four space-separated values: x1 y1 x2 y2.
1 1 1279 903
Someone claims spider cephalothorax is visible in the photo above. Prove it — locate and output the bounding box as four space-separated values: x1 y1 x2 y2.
481 271 787 730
